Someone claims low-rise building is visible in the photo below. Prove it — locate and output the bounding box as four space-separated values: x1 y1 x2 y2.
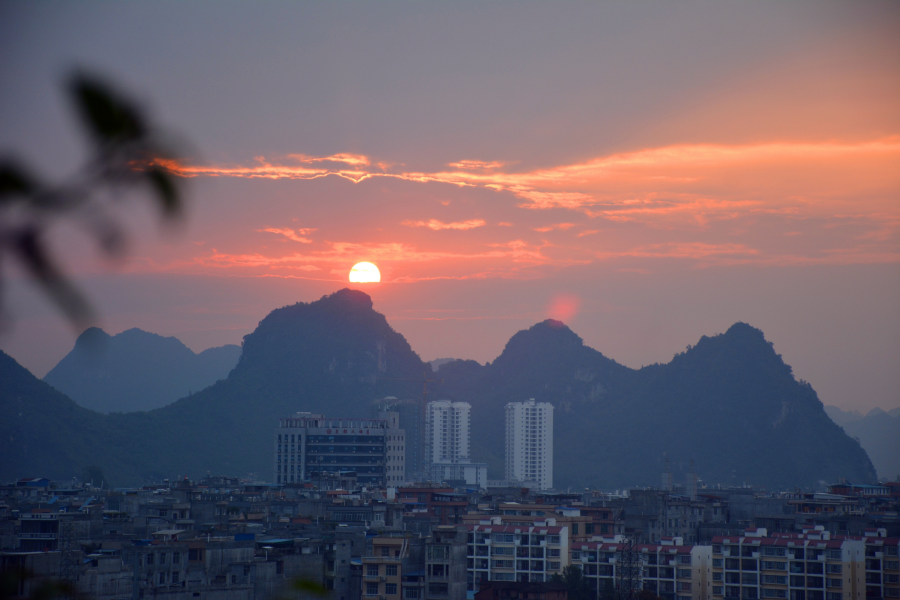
571 535 711 600
467 523 569 592
710 527 866 600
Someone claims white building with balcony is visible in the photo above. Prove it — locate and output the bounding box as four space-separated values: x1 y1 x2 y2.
505 399 554 490
467 522 569 591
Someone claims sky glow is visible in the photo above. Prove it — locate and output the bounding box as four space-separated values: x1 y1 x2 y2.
0 2 897 412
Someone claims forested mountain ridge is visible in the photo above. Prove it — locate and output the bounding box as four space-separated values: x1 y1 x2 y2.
1 289 877 488
44 327 241 413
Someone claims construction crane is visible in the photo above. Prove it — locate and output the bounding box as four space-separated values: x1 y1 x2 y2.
376 371 443 479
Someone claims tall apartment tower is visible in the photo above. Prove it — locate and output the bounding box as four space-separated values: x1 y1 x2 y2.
425 401 471 465
505 399 554 490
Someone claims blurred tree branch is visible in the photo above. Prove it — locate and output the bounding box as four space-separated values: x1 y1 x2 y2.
0 71 185 328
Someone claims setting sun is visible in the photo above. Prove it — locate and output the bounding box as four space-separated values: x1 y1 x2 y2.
349 262 381 283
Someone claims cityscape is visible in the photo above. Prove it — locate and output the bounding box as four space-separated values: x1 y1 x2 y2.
2 385 899 600
1 4 899 600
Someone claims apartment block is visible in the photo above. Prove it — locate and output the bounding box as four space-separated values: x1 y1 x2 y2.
710 527 866 600
571 536 712 600
363 537 407 600
862 529 899 600
425 401 470 464
425 401 488 487
505 400 554 490
425 526 468 600
466 523 570 592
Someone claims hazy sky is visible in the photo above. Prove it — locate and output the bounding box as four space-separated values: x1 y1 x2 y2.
1 2 898 412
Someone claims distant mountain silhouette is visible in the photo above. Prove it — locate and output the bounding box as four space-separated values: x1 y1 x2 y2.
826 406 900 480
438 320 875 489
824 405 865 427
1 289 877 488
43 328 241 413
429 358 458 371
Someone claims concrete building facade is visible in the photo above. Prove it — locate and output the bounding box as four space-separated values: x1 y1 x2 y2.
710 527 869 600
425 401 487 487
505 400 554 490
425 401 471 465
466 523 569 592
273 413 404 486
572 535 712 600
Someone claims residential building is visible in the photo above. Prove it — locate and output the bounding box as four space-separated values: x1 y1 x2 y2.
398 486 470 526
425 526 468 600
425 401 488 487
466 523 569 592
380 410 408 486
425 401 471 464
710 526 867 600
363 537 408 600
572 535 711 600
862 529 899 600
505 400 554 490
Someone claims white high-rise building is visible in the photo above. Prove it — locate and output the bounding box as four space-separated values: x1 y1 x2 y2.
505 399 554 490
425 400 471 464
425 400 488 487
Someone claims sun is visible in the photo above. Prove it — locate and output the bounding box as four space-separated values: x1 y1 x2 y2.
349 262 381 283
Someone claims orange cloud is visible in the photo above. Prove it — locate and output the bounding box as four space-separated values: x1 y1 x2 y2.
158 138 900 227
534 223 576 232
286 153 370 166
258 227 316 243
139 139 898 281
402 219 487 231
447 159 507 170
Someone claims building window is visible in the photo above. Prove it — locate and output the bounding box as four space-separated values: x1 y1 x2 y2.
386 584 397 595
405 590 420 599
382 547 390 557
366 583 379 596
386 565 397 576
367 565 379 577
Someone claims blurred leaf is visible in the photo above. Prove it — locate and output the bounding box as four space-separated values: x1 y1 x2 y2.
70 74 146 144
0 162 36 201
15 228 93 327
146 167 181 217
290 578 328 596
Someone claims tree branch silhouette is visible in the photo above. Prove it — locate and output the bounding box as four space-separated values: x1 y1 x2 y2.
0 71 185 328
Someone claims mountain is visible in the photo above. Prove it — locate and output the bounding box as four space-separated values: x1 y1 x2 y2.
1 289 877 489
429 358 458 371
43 328 241 413
824 405 865 427
437 320 875 490
837 409 900 480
